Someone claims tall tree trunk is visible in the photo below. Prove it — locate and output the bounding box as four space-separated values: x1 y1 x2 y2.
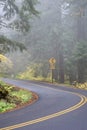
58 44 64 83
77 10 86 41
53 39 64 83
53 1 64 83
76 7 86 83
77 59 85 83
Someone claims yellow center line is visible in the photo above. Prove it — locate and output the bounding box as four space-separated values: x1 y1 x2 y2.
0 84 87 130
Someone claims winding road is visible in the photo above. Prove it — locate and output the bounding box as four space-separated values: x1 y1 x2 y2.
0 79 87 130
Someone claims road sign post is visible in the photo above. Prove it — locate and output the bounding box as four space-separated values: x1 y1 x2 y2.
49 57 56 83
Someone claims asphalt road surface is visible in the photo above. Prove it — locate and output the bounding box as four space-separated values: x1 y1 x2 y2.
0 79 87 130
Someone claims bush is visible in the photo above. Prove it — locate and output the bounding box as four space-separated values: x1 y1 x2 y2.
0 80 13 101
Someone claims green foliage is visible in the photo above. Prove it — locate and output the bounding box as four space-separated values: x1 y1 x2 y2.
17 62 50 80
0 54 13 76
0 81 33 113
73 82 87 90
11 89 32 103
62 0 87 83
0 80 13 91
0 0 39 54
0 80 13 100
64 41 87 83
0 35 26 54
74 41 87 83
22 0 39 16
0 101 16 112
74 41 87 61
0 0 39 32
3 0 19 20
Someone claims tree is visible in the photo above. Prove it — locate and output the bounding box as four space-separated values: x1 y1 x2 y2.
0 0 39 53
64 0 87 41
51 30 64 83
69 0 87 83
49 0 65 83
63 0 87 83
0 0 39 32
0 35 26 54
75 41 87 83
0 54 12 76
12 0 87 84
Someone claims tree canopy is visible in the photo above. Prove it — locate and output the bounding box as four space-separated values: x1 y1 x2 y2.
0 0 39 53
0 0 39 32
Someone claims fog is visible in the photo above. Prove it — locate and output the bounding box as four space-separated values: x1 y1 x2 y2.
1 0 87 83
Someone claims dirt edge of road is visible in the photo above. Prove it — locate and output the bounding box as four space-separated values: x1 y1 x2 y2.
1 86 39 114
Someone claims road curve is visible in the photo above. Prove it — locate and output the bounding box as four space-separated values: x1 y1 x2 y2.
0 79 87 130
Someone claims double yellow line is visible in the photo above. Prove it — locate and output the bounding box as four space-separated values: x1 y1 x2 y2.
0 85 87 130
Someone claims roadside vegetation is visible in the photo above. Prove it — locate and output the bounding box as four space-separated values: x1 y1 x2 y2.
0 80 34 113
72 82 87 90
17 68 87 90
16 64 51 82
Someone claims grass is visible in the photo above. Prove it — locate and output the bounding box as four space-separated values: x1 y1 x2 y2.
11 89 32 103
0 100 16 113
0 81 33 113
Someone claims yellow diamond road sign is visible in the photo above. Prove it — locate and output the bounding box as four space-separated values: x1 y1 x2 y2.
49 57 56 64
49 57 56 69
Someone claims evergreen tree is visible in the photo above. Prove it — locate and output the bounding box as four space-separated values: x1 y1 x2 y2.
75 41 87 83
0 0 39 53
